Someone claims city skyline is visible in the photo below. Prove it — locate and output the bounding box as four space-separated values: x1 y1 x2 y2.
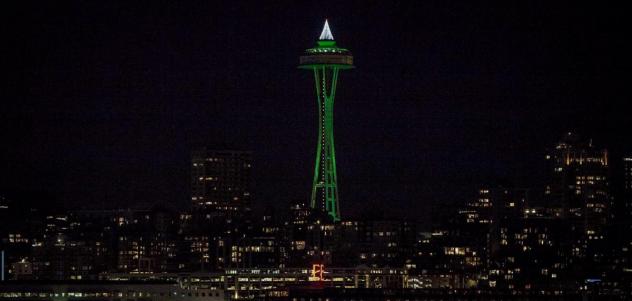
4 2 632 219
3 2 632 297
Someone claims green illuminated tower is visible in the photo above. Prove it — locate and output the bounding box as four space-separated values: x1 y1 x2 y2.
299 20 353 222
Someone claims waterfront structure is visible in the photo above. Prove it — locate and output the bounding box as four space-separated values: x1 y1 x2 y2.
1 269 593 301
299 20 354 222
0 282 225 300
191 149 252 211
99 268 406 300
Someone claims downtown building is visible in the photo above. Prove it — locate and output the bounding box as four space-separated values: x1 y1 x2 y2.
617 157 632 286
191 149 252 212
544 133 611 276
544 133 610 223
481 133 614 289
188 149 256 271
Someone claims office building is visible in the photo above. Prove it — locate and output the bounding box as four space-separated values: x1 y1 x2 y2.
191 149 252 212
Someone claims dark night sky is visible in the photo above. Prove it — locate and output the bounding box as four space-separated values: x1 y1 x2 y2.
3 2 631 221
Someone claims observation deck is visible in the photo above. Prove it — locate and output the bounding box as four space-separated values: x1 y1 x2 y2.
299 21 354 69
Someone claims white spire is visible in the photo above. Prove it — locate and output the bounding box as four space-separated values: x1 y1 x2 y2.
319 19 334 40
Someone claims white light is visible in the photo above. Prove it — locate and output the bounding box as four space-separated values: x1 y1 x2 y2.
319 20 334 40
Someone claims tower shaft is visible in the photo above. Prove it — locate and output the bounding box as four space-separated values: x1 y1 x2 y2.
311 66 340 221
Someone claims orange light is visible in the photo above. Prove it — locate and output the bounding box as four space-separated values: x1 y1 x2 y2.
310 264 325 281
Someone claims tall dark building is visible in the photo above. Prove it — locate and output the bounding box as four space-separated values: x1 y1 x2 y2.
544 133 610 272
191 149 253 211
624 157 632 213
544 133 610 224
621 157 632 278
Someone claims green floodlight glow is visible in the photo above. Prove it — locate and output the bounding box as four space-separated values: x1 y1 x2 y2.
298 20 354 222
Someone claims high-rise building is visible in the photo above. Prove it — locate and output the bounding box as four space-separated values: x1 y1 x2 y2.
545 133 610 220
191 149 252 211
620 157 632 278
299 20 354 222
624 157 632 213
544 133 610 264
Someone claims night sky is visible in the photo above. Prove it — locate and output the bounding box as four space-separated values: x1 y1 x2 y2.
3 2 631 221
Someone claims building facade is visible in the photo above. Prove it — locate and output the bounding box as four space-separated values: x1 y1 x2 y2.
543 133 612 280
191 149 252 212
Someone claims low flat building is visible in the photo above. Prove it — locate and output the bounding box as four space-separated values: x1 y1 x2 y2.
0 281 224 301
